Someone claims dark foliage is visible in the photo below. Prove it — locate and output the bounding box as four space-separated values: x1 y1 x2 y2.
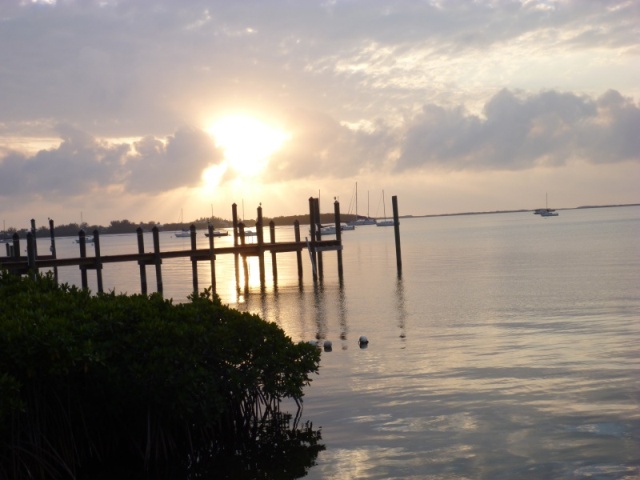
0 271 322 479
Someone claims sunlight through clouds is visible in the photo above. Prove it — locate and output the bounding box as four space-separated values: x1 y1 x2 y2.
207 116 290 178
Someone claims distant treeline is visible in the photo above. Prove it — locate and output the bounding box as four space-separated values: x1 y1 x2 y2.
3 217 232 238
3 213 360 238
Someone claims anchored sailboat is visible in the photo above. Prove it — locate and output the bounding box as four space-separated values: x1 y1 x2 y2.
348 182 377 226
175 209 191 237
536 193 558 217
376 190 394 227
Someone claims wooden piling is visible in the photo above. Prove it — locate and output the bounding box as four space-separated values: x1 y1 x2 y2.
26 232 36 279
239 222 249 292
93 230 104 293
137 227 147 295
12 233 19 259
30 219 38 258
152 226 163 295
392 195 402 276
269 221 277 284
79 230 88 290
294 220 303 284
207 224 216 293
232 203 240 291
313 198 324 280
257 205 265 289
333 198 343 281
49 218 58 283
190 224 198 295
308 197 318 281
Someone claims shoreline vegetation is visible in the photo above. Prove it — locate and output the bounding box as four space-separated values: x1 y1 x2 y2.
0 271 324 478
1 203 638 239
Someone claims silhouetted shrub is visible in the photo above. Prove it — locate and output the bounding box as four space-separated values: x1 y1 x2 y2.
0 271 322 479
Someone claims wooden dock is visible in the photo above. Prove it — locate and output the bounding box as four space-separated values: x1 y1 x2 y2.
0 199 345 297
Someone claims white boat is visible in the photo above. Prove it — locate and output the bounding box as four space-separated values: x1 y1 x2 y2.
310 224 336 235
75 235 95 244
376 219 394 227
205 229 229 237
348 183 377 226
537 194 559 217
174 209 192 236
310 222 354 235
376 190 395 227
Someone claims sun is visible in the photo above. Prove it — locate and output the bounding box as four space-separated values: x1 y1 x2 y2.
207 115 290 177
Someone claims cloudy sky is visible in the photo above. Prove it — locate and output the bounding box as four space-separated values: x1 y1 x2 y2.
1 0 638 229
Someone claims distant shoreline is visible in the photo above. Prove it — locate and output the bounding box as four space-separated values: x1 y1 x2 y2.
401 203 640 219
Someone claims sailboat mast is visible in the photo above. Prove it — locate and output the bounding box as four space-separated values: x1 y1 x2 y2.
383 190 387 219
355 182 358 218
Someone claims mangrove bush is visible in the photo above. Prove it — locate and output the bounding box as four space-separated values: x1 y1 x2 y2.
0 270 323 479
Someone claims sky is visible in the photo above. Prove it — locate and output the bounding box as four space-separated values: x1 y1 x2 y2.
1 0 638 229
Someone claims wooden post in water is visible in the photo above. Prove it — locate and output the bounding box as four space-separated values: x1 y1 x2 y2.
207 224 216 294
308 197 318 282
232 203 240 291
78 230 88 290
269 221 277 285
190 224 198 296
93 229 103 293
392 195 402 276
152 226 163 295
313 197 324 280
11 233 19 258
26 232 36 279
333 198 343 281
28 220 38 278
30 219 38 258
136 227 147 295
257 204 265 289
239 222 249 292
294 220 303 285
49 218 58 283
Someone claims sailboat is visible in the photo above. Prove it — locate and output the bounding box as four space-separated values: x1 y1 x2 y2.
204 204 229 237
348 182 377 226
376 190 394 227
537 193 558 217
75 212 95 243
175 209 191 237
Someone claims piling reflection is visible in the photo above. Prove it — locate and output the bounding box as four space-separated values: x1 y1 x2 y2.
312 283 328 342
338 285 348 344
395 276 407 342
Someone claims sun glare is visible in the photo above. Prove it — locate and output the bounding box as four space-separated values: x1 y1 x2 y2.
207 115 290 177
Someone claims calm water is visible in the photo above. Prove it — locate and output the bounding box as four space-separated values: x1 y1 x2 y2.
38 206 640 479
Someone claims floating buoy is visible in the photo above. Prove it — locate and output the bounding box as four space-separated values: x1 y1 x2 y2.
323 340 332 352
358 336 369 348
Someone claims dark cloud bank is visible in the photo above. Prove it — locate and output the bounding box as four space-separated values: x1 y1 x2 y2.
0 89 638 199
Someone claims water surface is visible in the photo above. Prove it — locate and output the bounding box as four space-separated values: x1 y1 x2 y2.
43 206 640 479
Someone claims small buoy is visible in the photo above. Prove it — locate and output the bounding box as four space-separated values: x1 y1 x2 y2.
323 340 332 352
358 336 369 348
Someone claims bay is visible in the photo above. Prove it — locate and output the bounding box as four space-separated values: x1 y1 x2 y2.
38 205 640 479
